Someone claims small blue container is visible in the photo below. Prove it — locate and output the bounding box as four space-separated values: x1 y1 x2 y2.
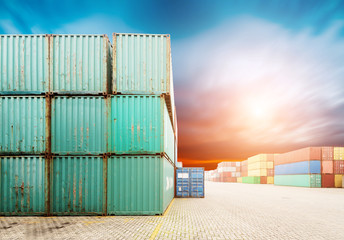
176 168 204 198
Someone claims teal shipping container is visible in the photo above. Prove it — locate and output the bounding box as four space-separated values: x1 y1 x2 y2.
51 96 109 155
274 174 321 187
113 33 172 95
0 35 49 93
50 156 106 215
0 96 47 154
0 156 47 215
50 34 112 94
110 95 175 162
107 155 174 215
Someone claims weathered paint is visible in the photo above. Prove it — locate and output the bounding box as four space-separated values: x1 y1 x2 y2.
0 156 46 215
110 95 174 162
51 96 109 155
113 33 171 95
0 96 46 154
176 168 204 198
107 155 174 215
334 175 343 188
274 174 321 187
50 156 105 215
50 35 111 94
334 147 344 160
0 35 49 93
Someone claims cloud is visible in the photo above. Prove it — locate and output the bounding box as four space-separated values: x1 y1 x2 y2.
173 16 344 163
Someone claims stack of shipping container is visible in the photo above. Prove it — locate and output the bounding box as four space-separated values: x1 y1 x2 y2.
274 147 321 188
0 33 177 216
217 162 241 182
238 160 248 183
242 154 274 184
334 147 344 188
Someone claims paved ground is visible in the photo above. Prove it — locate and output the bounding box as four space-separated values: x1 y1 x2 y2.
1 182 344 239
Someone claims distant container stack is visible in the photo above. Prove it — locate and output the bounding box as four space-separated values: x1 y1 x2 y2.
217 162 241 182
241 154 274 184
274 147 321 188
333 147 344 188
0 33 177 216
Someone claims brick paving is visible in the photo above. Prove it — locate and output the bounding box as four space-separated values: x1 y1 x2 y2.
1 182 344 239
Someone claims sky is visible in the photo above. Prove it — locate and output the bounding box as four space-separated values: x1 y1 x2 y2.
1 0 344 170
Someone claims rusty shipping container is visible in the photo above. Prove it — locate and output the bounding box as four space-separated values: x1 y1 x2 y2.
334 160 344 174
50 35 112 94
322 174 335 188
0 35 49 93
0 96 47 154
0 156 47 215
50 156 106 215
51 96 109 155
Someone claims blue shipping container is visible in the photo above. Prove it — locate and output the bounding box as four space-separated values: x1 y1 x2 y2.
176 168 204 198
275 160 321 175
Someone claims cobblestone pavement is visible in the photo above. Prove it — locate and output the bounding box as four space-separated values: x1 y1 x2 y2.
1 182 344 239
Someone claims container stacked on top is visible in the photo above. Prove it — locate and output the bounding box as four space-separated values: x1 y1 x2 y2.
274 147 321 187
321 147 334 187
333 147 344 188
241 154 274 184
217 162 241 182
0 34 177 216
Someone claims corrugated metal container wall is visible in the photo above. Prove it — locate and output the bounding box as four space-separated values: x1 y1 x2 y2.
274 147 321 166
334 147 344 160
107 155 173 215
0 156 46 215
0 35 49 93
274 175 321 187
50 35 111 94
113 34 171 95
163 157 174 210
51 96 109 155
50 156 105 215
274 161 321 175
334 161 344 174
110 95 174 162
0 96 46 154
322 174 334 188
335 175 343 188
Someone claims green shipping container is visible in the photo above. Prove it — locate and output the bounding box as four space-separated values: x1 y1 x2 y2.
242 176 261 184
107 155 174 215
50 34 112 94
0 156 46 215
0 96 47 154
50 156 106 215
113 33 172 95
0 35 49 93
110 95 175 162
274 174 321 187
51 96 109 155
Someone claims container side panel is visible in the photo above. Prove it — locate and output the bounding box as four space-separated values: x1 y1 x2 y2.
0 96 46 154
163 99 175 162
0 35 48 92
162 157 174 211
51 156 103 215
0 156 45 215
115 34 168 94
51 35 109 93
190 168 204 197
110 96 162 155
274 161 321 175
51 96 107 154
107 156 163 215
274 174 321 187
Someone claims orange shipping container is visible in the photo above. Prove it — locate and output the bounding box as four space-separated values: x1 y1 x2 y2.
322 147 334 161
322 161 333 174
274 147 321 166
